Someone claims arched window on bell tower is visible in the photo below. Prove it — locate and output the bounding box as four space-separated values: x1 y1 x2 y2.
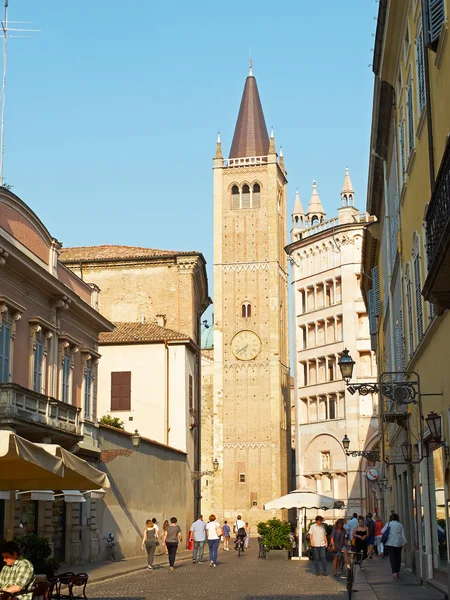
241 184 251 208
232 185 240 209
252 183 261 207
241 302 251 318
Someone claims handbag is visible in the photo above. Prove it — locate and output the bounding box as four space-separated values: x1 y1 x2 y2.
154 529 160 546
381 525 390 546
216 525 223 537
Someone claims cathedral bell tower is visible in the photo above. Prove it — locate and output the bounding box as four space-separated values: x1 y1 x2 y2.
203 64 291 524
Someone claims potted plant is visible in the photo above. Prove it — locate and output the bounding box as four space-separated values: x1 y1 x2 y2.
14 535 60 578
257 518 293 560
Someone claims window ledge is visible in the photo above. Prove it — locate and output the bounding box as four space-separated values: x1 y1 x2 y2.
416 107 427 140
434 20 448 69
400 180 408 205
406 148 416 175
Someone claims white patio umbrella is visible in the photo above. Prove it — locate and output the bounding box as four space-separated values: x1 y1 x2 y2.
264 489 338 559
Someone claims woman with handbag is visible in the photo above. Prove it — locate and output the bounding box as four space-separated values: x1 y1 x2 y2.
206 514 222 567
141 519 159 570
381 513 407 578
330 518 346 576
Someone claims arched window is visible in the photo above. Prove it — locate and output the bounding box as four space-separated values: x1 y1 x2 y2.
311 215 319 226
231 185 240 209
252 183 261 207
413 233 424 343
241 184 250 208
343 195 348 206
241 302 251 318
348 194 353 206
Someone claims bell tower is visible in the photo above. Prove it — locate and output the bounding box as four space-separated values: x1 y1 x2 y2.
203 65 291 524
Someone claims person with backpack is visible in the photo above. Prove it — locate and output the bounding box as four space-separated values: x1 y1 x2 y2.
365 513 376 559
234 515 246 551
141 519 159 569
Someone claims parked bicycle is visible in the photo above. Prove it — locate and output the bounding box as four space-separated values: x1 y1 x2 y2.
103 533 116 561
346 550 362 599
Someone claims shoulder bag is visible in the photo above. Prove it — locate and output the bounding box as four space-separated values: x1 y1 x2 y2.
381 525 390 545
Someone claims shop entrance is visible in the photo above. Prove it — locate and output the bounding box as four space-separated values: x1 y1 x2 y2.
52 500 66 563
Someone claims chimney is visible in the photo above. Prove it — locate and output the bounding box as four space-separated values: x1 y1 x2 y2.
156 314 166 327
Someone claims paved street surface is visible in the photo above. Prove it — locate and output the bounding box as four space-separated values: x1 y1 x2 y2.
86 547 445 600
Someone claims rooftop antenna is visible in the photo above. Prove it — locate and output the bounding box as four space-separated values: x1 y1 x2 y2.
0 1 40 186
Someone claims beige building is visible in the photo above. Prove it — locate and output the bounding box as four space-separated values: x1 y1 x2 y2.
0 188 114 563
285 172 379 519
60 245 210 519
202 66 291 525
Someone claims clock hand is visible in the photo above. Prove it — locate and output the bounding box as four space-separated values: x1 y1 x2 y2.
236 344 249 354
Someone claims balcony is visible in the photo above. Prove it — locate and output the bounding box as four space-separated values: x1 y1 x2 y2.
0 383 82 447
423 138 450 310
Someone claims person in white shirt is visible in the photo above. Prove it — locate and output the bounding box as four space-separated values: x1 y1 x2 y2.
381 513 407 578
234 515 246 534
206 514 222 567
347 513 359 542
309 515 328 576
234 515 246 551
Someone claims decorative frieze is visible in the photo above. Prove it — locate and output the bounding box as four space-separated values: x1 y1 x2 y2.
222 262 269 273
223 441 276 450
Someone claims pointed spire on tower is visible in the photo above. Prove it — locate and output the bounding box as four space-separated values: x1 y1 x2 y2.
293 189 304 216
279 145 285 170
229 66 269 158
341 167 355 206
306 180 326 219
249 57 253 77
215 132 223 159
268 127 276 154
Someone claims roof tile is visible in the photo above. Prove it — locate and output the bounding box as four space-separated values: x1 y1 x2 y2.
59 245 198 263
99 322 189 345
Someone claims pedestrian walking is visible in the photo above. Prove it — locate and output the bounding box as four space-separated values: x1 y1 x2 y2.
162 519 169 554
365 513 376 558
206 514 222 567
353 517 368 567
162 517 182 571
330 518 346 577
222 521 231 551
374 515 384 557
141 519 159 570
347 513 358 542
244 522 251 549
309 515 328 576
189 514 207 564
382 513 407 578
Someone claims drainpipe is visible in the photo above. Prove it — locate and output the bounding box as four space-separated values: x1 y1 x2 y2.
164 340 170 446
421 0 436 191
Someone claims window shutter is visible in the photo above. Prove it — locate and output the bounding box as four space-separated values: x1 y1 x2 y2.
399 110 406 182
371 266 380 316
407 79 414 154
416 28 426 113
0 324 10 383
427 0 446 47
413 253 424 342
406 267 415 357
368 289 377 335
111 371 131 411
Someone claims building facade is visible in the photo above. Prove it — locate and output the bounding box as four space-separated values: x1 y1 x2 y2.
0 188 114 563
286 174 379 520
202 66 291 525
364 0 450 594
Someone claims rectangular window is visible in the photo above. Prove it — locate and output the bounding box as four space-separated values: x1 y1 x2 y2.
239 473 246 483
416 26 426 114
407 74 415 155
329 396 337 420
399 108 406 182
189 374 194 410
111 371 131 411
62 353 71 403
33 339 44 392
84 363 92 417
426 0 446 49
0 323 11 383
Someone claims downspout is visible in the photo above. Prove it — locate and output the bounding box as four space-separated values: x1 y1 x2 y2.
421 0 436 191
164 340 169 446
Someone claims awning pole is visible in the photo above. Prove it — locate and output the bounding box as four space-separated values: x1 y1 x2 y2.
7 490 14 540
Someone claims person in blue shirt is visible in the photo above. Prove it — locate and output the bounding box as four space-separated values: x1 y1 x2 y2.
189 514 207 564
222 520 231 551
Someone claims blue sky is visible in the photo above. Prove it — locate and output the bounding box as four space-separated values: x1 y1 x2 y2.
6 0 376 305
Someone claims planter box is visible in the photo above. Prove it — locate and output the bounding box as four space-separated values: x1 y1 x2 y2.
266 549 290 560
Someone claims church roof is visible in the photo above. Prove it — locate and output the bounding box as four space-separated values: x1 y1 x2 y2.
201 322 214 350
59 245 198 263
99 322 189 345
292 190 304 216
306 180 326 216
229 67 269 159
341 167 354 194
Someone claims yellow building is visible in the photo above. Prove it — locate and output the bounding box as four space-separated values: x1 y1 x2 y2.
364 0 450 593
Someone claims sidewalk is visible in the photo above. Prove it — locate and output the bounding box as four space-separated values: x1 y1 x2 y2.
60 548 192 583
351 556 445 600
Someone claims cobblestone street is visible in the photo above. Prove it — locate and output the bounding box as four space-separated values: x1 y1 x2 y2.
88 546 344 600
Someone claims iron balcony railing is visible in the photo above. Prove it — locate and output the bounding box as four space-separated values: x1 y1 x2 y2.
426 137 450 272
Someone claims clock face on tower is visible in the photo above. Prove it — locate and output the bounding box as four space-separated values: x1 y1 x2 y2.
231 330 262 361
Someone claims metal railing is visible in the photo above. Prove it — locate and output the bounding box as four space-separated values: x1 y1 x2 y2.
426 138 450 271
0 382 80 435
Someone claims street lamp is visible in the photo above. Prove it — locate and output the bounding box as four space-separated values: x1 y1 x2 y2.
213 458 219 472
341 435 380 462
338 349 379 395
191 458 219 480
131 429 141 448
425 412 450 457
400 441 412 463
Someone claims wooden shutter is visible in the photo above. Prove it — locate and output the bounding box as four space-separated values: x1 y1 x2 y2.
371 266 380 316
111 371 131 411
427 0 445 47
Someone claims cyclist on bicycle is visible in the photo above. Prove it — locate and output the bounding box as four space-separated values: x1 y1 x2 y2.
234 515 246 551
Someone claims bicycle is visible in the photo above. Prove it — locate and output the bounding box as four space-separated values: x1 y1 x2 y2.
346 550 362 599
335 549 345 577
103 533 116 561
234 536 245 557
